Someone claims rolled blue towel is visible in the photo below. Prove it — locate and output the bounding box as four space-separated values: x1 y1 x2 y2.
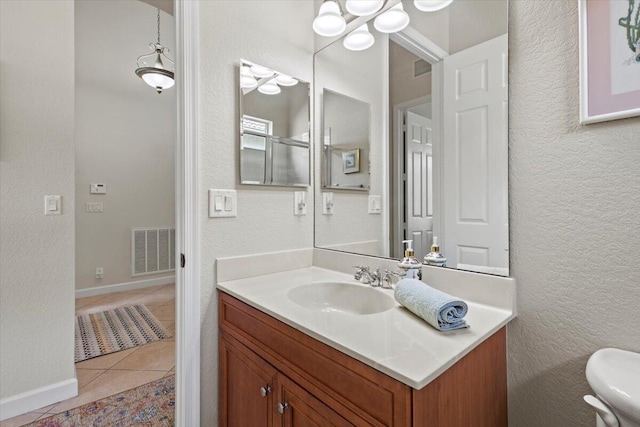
394 278 469 331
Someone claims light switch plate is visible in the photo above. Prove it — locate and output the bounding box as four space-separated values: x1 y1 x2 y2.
209 189 237 218
322 192 334 215
368 195 381 214
44 195 61 215
294 191 307 216
86 202 104 213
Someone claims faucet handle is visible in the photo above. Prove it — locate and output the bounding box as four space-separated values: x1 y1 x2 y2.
381 269 405 289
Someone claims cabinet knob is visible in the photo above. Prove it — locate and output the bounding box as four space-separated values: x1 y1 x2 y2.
260 385 272 397
277 402 289 414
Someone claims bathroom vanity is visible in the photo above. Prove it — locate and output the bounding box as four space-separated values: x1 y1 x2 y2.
217 262 515 427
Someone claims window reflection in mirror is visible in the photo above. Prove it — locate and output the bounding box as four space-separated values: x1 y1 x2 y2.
313 0 509 276
239 59 310 187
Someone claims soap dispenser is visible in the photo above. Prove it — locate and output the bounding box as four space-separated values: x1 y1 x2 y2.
424 237 447 267
398 240 422 280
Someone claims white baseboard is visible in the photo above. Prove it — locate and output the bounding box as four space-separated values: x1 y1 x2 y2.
75 275 175 299
0 377 78 421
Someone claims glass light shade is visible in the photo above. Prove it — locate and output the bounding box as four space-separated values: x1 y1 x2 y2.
249 64 274 78
136 67 175 94
345 0 384 16
374 3 410 33
313 1 346 37
414 0 453 12
241 66 258 88
275 74 298 86
343 23 375 51
241 75 258 89
258 80 281 95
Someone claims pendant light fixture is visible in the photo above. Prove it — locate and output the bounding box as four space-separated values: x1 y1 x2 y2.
258 80 281 95
414 0 453 12
313 0 347 37
345 0 384 17
135 9 174 94
374 3 410 33
343 23 375 51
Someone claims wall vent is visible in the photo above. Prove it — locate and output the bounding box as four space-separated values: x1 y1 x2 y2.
413 59 431 78
132 227 175 277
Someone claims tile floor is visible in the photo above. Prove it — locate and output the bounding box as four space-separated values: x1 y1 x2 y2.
0 283 175 427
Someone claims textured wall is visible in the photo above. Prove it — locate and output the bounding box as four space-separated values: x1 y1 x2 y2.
198 2 314 424
75 1 176 290
0 0 76 398
508 1 640 426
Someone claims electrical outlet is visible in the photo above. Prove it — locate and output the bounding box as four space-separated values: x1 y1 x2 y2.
95 267 104 279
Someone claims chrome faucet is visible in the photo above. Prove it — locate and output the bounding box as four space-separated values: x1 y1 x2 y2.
380 269 405 289
353 266 381 286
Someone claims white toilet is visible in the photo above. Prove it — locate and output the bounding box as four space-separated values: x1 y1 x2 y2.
584 348 640 427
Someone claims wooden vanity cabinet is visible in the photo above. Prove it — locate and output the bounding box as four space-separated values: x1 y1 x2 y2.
219 292 507 427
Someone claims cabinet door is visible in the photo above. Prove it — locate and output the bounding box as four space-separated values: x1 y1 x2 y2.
274 374 354 427
220 337 278 427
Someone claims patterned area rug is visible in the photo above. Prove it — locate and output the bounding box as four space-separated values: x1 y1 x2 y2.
75 305 171 362
26 375 175 426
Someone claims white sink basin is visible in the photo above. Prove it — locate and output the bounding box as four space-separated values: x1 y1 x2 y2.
287 282 396 315
585 348 640 426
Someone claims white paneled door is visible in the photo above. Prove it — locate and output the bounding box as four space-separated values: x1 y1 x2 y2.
442 34 508 270
405 110 434 261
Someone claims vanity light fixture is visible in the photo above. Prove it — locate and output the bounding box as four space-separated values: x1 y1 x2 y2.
414 0 453 12
240 66 258 89
343 23 375 51
135 8 174 94
258 79 281 95
345 0 384 17
373 3 410 34
275 74 298 86
249 64 274 79
313 0 347 37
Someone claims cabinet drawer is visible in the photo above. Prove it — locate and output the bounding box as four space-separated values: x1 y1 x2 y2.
220 293 411 427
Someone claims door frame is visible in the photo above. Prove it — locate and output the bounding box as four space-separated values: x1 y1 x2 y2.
175 0 200 425
392 96 430 258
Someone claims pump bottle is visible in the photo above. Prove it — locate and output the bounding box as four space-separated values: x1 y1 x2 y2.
398 240 422 280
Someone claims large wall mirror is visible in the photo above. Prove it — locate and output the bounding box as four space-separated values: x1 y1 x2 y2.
240 59 310 187
314 0 509 276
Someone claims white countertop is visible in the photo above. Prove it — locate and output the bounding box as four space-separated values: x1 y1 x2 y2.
217 266 515 390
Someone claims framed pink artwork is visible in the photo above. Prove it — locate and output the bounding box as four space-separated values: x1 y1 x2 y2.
579 0 640 124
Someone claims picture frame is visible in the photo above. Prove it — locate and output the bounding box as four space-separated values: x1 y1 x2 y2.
579 0 640 124
342 148 360 174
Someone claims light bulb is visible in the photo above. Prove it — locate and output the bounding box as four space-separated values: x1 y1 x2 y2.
414 0 453 12
343 23 375 51
374 3 410 33
258 80 281 95
313 0 346 37
345 0 384 16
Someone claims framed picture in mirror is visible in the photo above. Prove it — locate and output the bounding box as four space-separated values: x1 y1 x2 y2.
342 149 360 174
